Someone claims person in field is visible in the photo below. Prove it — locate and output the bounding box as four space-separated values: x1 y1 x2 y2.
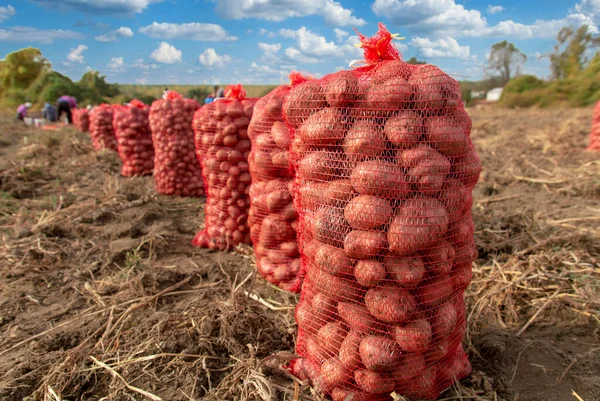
42 102 57 122
204 93 215 104
162 88 170 99
16 102 32 122
57 95 77 124
214 85 225 99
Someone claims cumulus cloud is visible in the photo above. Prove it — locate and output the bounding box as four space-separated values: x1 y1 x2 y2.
0 5 16 22
67 44 88 63
213 0 366 26
371 0 599 39
151 42 182 64
139 22 237 41
198 48 231 67
131 59 158 70
135 77 148 84
334 28 348 43
30 0 157 15
95 26 134 42
107 57 124 69
0 27 84 43
278 26 361 63
487 5 504 14
258 42 282 53
410 37 472 59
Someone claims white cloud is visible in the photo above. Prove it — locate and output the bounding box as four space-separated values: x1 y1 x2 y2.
0 5 16 22
487 5 504 14
410 37 472 59
372 0 599 38
198 48 231 67
0 27 84 43
107 57 124 69
66 44 88 64
334 28 348 43
213 0 366 26
139 22 237 41
278 26 361 63
249 61 276 74
95 26 134 42
85 66 93 71
258 42 282 53
30 0 156 15
259 28 276 37
151 42 182 64
135 77 148 84
132 59 158 70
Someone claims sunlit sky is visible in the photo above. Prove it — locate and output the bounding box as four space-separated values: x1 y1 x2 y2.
0 0 597 84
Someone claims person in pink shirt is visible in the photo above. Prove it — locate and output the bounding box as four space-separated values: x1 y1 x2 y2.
16 102 32 121
57 95 78 124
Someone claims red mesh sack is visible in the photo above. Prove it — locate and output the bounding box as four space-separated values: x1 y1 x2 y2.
285 23 480 400
149 91 204 197
89 104 117 151
246 72 314 292
586 100 600 151
191 84 258 250
113 99 154 177
73 108 90 132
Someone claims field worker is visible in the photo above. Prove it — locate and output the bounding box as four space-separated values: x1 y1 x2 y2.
42 102 57 122
162 88 170 99
204 93 215 104
16 102 32 121
57 95 77 124
214 85 225 99
86 104 93 111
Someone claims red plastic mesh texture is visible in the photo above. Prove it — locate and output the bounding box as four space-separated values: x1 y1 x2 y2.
89 104 117 151
191 96 257 250
149 96 204 197
587 100 600 151
247 85 303 292
113 102 154 177
284 60 481 401
73 108 90 133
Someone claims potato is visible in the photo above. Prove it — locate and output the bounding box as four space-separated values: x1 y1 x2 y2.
317 322 347 357
343 119 387 162
283 79 327 128
359 335 402 371
307 268 360 302
439 180 472 217
364 286 417 323
266 189 292 212
326 179 355 207
350 160 410 199
451 264 473 292
298 108 347 146
315 243 353 277
438 344 471 385
298 151 341 181
391 352 426 383
432 300 458 338
344 195 392 230
388 197 449 256
401 145 451 192
354 260 386 287
409 64 458 111
391 319 432 353
271 121 291 149
384 110 423 149
426 240 455 275
259 215 294 245
344 230 387 260
370 60 412 84
325 70 359 107
425 115 470 157
354 369 395 394
337 302 378 334
271 151 291 169
306 336 329 364
452 150 481 188
426 336 450 364
312 293 337 322
364 77 413 114
299 181 329 211
384 256 425 288
295 300 323 335
415 274 453 307
313 206 351 248
321 358 351 389
398 366 438 400
338 329 364 370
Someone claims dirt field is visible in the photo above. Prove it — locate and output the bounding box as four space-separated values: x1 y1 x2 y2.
0 107 598 401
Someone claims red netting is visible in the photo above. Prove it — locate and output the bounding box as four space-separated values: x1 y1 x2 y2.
284 23 480 400
149 93 204 197
586 100 600 151
89 104 117 151
246 73 313 293
73 108 90 132
113 100 154 177
191 85 257 250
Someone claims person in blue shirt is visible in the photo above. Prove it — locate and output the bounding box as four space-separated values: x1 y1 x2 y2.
42 102 57 122
204 94 215 104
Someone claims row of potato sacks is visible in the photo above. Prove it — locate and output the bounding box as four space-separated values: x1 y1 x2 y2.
284 24 481 401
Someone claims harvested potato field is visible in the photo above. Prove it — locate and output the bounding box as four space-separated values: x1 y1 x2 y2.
0 107 599 401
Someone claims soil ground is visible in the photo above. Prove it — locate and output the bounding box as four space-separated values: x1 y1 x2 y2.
0 107 598 401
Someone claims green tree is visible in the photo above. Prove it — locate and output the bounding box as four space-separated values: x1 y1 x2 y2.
0 47 51 90
485 41 527 85
76 70 119 104
545 25 600 79
406 56 426 65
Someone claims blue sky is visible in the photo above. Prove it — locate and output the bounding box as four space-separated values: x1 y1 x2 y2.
0 0 598 85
